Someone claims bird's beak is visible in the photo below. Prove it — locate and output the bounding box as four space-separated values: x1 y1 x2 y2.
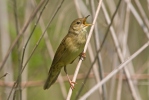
83 15 92 27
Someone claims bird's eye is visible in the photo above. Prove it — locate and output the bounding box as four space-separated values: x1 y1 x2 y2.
76 21 80 24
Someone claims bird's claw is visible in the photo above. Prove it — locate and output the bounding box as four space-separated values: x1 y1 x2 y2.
69 80 77 90
79 53 86 60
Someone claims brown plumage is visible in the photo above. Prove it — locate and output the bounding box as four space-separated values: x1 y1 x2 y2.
43 15 91 90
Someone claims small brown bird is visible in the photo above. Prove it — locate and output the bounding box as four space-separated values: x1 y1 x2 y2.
43 15 91 90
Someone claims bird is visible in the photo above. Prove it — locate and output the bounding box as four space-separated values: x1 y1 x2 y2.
43 15 91 90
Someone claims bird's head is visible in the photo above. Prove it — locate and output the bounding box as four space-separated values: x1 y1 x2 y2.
69 15 92 33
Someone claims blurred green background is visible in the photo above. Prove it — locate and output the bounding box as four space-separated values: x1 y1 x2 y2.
0 0 149 100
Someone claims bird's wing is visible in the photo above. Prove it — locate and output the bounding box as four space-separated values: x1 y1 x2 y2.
51 35 68 67
45 35 69 88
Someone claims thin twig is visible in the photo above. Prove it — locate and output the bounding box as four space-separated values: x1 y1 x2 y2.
22 0 64 73
7 1 48 100
31 0 67 98
21 0 49 73
73 0 82 17
0 73 8 79
124 0 149 38
75 0 102 99
12 1 64 98
0 0 46 72
13 0 19 35
76 0 104 99
109 54 118 100
79 41 149 100
12 0 22 99
75 0 122 99
66 0 103 100
134 0 149 29
117 2 130 100
14 0 49 100
91 0 107 99
102 2 142 100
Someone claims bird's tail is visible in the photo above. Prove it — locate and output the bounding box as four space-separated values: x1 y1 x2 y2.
43 65 62 90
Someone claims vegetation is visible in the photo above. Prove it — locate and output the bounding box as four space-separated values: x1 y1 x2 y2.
0 0 149 100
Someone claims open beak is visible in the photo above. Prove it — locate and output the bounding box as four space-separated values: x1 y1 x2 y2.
83 15 92 27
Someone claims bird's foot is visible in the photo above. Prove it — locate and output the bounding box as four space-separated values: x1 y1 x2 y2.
79 52 86 60
68 79 76 90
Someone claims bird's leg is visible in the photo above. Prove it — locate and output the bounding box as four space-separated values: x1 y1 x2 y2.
79 52 86 60
64 66 76 90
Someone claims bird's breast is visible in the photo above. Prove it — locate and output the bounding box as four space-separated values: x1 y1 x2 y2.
66 32 86 52
60 31 86 65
